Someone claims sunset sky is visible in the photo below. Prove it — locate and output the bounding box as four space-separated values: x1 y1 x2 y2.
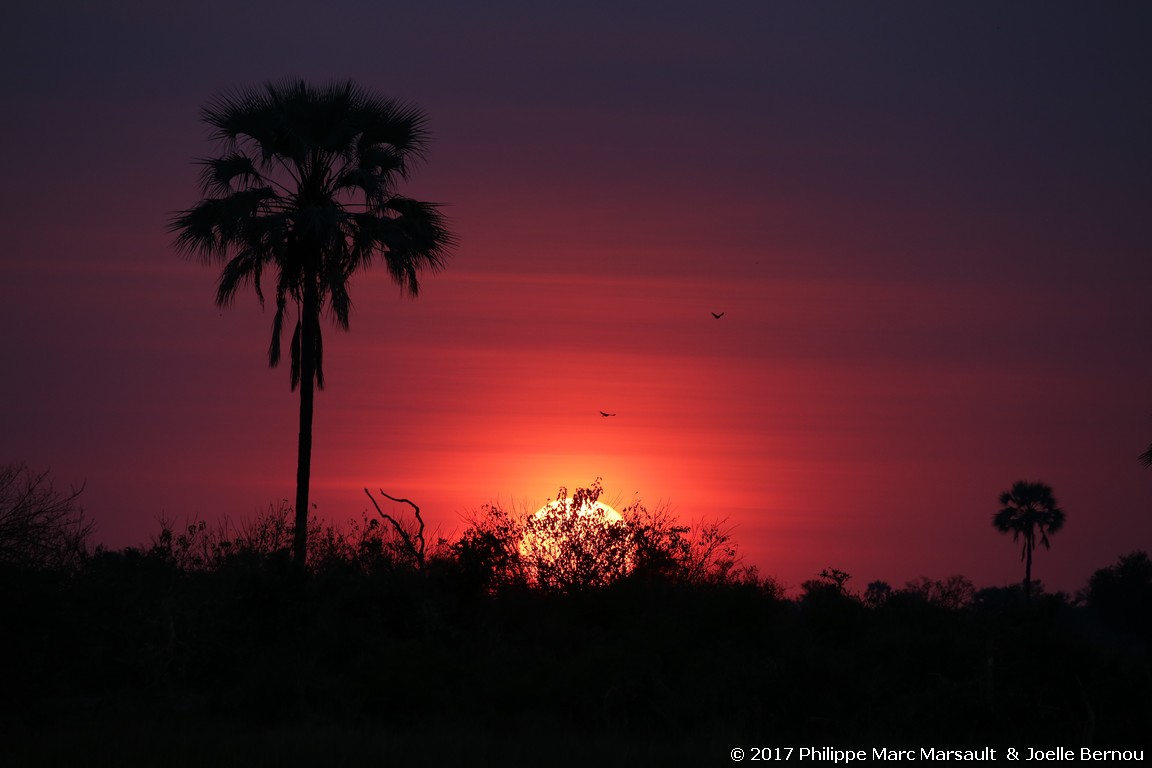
3 1 1151 594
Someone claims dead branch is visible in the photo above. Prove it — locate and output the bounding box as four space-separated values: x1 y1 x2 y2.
363 487 426 569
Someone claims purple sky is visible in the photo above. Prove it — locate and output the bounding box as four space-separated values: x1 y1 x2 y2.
3 1 1152 594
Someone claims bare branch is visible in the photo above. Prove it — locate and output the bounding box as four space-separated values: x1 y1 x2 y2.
363 487 425 568
0 463 93 569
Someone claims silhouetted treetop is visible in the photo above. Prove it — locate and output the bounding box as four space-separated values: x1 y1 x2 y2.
993 480 1065 605
0 462 91 570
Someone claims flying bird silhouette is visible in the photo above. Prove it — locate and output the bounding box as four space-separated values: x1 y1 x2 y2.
711 312 725 319
600 411 617 417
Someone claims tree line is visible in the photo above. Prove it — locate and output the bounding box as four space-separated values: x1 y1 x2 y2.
3 463 1150 759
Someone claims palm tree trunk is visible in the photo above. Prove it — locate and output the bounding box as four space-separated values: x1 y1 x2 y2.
293 278 319 566
1023 535 1034 606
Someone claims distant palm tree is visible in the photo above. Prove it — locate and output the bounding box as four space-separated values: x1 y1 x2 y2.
171 80 453 566
1139 443 1152 469
992 480 1066 604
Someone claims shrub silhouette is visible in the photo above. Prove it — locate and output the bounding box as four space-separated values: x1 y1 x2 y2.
0 462 92 570
455 480 746 593
521 483 632 591
8 486 1152 755
902 575 977 610
801 566 853 599
1085 551 1152 639
863 579 893 607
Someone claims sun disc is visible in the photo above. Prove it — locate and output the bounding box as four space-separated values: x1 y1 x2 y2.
520 494 632 588
533 498 623 522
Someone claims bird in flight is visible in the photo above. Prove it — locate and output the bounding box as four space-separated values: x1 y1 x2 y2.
600 411 617 417
711 312 725 319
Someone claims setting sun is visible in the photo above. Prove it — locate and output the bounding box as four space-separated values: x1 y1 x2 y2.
516 485 633 591
532 497 623 522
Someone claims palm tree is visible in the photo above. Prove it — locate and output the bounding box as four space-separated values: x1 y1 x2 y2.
170 80 453 566
992 480 1066 604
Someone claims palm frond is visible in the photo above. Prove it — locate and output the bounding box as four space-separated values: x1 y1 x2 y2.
314 321 324 391
356 96 430 165
269 286 287 367
325 260 354 330
384 196 456 256
344 199 454 294
289 319 302 392
198 153 264 196
216 249 265 308
169 188 279 263
1139 444 1152 468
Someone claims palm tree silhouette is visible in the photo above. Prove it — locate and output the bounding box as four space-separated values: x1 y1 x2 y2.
992 480 1065 604
171 80 453 565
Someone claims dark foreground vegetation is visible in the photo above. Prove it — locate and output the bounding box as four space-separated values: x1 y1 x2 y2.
1 477 1150 765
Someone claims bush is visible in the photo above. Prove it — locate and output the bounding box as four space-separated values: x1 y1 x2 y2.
0 462 92 570
901 575 976 610
454 480 747 593
1085 551 1152 638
